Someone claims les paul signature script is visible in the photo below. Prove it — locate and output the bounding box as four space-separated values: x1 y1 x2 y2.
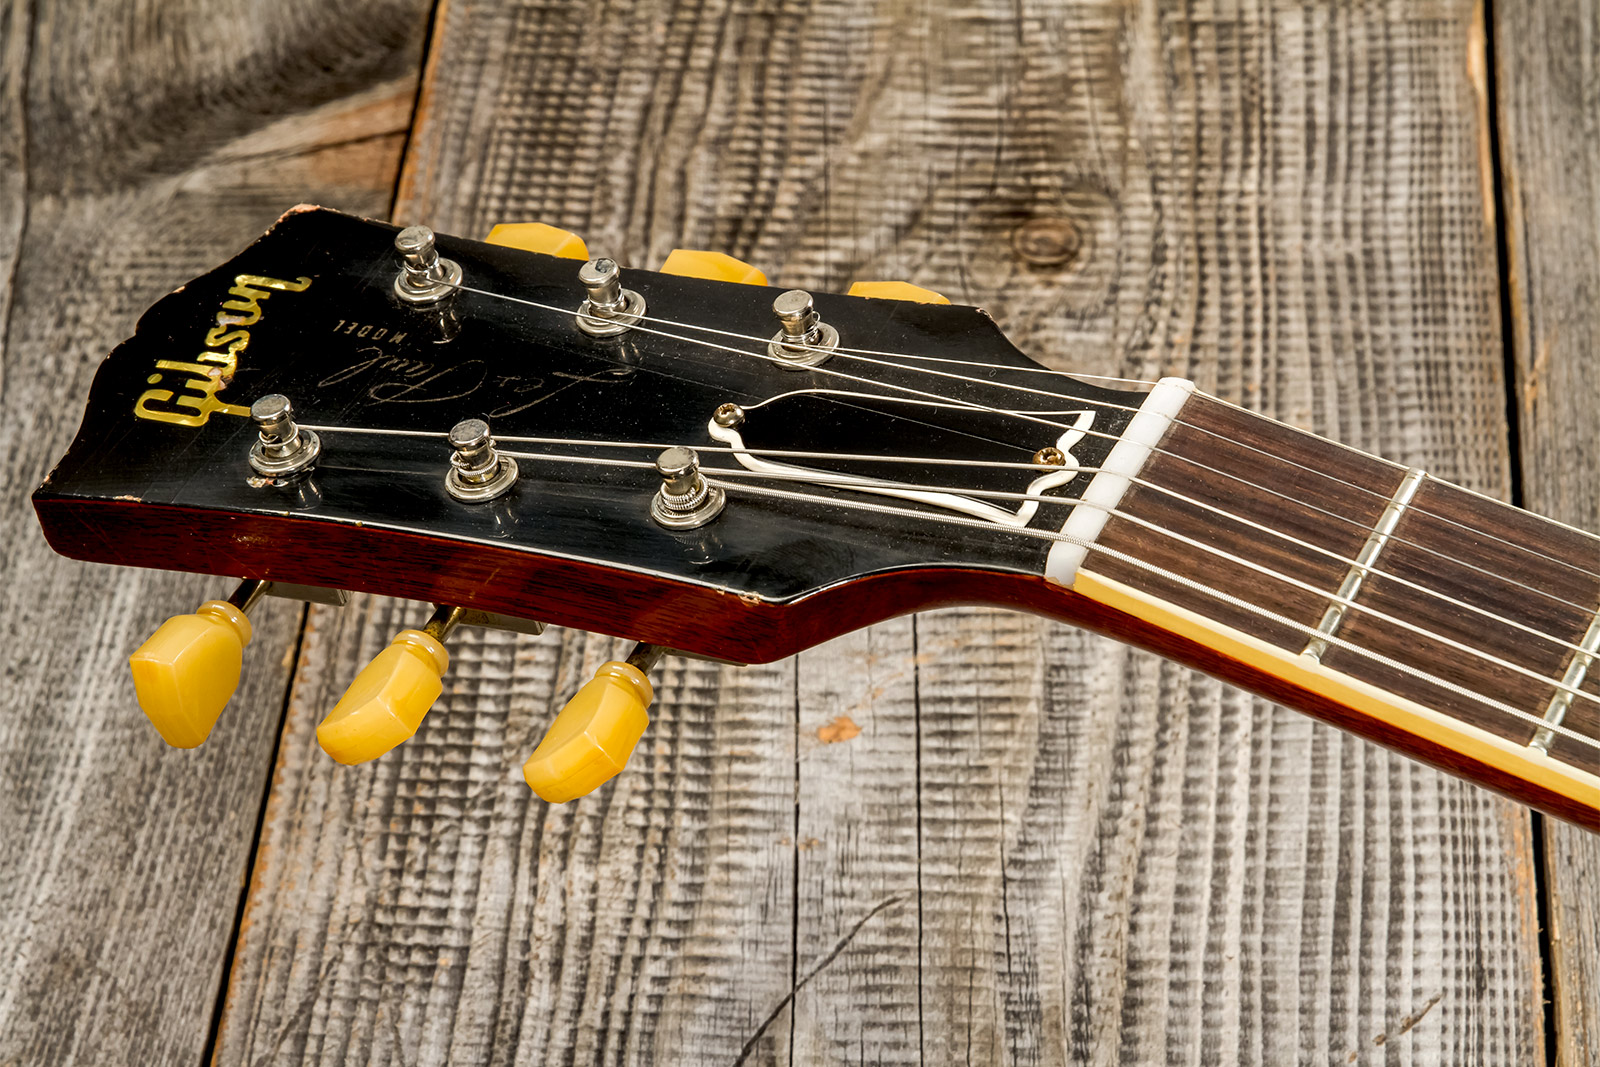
318 351 632 419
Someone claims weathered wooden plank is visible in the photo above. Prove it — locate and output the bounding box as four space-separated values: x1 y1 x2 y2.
0 2 430 1064
215 612 799 1066
0 0 25 325
790 619 922 1064
218 1 1549 1064
1495 0 1600 1058
785 2 1544 1062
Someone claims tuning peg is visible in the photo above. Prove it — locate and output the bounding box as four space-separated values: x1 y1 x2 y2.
316 605 459 765
768 289 838 368
576 258 647 337
445 418 518 502
484 222 590 260
393 225 462 306
130 579 266 748
659 249 768 286
846 280 950 304
248 394 320 478
523 644 662 802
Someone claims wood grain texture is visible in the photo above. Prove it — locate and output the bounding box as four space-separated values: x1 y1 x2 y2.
0 1 428 1064
1495 0 1600 1060
214 601 800 1065
203 1 1562 1063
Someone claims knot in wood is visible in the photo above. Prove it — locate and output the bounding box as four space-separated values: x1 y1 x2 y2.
1011 216 1081 267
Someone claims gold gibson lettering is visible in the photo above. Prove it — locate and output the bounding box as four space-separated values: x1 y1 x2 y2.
134 274 311 427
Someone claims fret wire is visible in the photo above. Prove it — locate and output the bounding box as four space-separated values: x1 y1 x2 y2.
1532 613 1600 754
1302 469 1427 662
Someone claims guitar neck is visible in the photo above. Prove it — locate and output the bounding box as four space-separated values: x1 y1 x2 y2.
1051 385 1600 829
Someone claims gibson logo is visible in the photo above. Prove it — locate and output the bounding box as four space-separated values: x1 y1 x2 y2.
134 274 312 426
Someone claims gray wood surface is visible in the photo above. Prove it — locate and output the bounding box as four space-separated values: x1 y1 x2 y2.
1495 0 1600 1062
211 1 1557 1063
0 1 428 1063
5 1 1595 1064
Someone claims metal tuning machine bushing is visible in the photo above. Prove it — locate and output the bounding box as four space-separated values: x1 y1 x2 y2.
649 446 725 529
767 289 837 368
393 225 463 305
445 418 518 502
248 394 320 478
576 258 647 337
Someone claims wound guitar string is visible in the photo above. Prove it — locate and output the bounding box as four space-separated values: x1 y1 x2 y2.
305 426 1600 630
285 279 1600 759
488 451 1598 663
590 301 1600 582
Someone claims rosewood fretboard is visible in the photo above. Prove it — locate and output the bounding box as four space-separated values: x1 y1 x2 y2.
1079 394 1600 822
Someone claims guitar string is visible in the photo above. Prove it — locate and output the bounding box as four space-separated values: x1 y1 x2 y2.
705 479 1600 752
495 288 1547 557
605 309 1559 576
408 443 1592 753
628 296 1600 587
731 386 1600 609
302 424 1600 622
467 275 1580 579
296 420 1600 749
306 268 1600 751
486 446 1600 727
447 282 1151 439
457 280 1171 387
445 280 1600 587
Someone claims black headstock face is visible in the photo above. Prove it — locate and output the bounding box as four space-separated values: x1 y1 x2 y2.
35 207 1145 653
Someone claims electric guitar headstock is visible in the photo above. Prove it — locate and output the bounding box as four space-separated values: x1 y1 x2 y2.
34 206 1154 802
34 207 1600 826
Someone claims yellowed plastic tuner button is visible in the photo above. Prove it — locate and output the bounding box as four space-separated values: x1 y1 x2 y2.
523 659 655 803
660 249 769 286
129 600 253 749
484 222 590 260
316 628 449 765
846 280 950 304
